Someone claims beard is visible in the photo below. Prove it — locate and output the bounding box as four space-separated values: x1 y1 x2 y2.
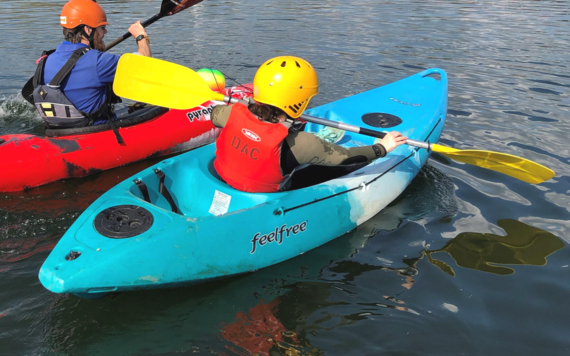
93 30 106 51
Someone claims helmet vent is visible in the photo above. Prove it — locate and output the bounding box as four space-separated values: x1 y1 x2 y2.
281 61 287 67
295 61 301 68
266 60 274 66
288 99 307 115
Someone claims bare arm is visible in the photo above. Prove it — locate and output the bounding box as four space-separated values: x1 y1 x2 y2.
128 21 151 57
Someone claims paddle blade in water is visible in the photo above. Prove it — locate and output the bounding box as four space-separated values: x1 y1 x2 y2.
113 54 224 109
431 144 555 184
21 77 34 105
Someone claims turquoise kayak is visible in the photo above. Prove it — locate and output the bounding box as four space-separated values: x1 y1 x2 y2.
39 68 448 297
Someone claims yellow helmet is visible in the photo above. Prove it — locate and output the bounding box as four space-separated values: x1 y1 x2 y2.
253 56 319 118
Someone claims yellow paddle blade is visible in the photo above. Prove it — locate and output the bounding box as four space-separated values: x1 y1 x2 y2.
431 144 555 184
113 54 224 109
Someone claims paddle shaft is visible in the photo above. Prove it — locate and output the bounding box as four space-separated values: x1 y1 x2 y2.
105 0 205 51
105 0 204 51
105 14 163 51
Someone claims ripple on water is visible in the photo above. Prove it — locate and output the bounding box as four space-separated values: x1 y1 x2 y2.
0 0 569 355
0 94 43 136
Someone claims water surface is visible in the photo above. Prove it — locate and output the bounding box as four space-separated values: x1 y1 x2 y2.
1 0 569 355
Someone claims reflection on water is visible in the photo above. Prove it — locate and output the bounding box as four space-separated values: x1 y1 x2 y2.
220 299 321 356
426 219 564 276
374 163 458 231
1 0 569 354
231 219 566 356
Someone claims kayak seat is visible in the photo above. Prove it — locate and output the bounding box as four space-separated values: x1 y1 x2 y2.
287 162 367 190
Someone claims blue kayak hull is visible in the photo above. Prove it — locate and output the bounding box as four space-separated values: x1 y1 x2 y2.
39 68 448 296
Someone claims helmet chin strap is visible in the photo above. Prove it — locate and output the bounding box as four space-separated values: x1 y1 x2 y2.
80 25 96 49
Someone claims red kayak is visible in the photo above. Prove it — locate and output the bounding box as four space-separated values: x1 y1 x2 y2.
0 84 252 192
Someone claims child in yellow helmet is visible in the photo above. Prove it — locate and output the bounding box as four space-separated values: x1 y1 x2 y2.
212 56 407 193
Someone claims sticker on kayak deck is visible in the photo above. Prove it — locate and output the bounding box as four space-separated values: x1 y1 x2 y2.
250 221 308 254
208 190 231 216
389 97 421 107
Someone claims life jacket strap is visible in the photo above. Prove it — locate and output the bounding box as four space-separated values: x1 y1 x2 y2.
32 49 56 89
48 48 90 87
106 112 124 145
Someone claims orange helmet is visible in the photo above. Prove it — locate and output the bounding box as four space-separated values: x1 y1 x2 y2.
60 0 109 29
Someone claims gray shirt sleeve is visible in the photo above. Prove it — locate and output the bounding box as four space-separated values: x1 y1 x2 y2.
211 104 232 128
285 131 386 166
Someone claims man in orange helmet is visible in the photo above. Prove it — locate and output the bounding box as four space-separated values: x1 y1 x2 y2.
32 0 151 131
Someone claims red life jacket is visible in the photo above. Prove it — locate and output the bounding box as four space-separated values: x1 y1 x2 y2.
214 103 289 193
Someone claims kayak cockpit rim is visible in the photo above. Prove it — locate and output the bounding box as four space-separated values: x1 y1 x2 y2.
124 115 444 218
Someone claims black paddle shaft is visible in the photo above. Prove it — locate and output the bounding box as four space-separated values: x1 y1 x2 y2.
104 14 162 51
106 0 205 51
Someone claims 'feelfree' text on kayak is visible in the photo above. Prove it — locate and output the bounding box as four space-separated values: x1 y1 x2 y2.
250 221 308 254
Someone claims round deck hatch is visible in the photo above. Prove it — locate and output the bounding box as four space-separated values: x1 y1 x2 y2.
94 205 154 239
361 113 402 128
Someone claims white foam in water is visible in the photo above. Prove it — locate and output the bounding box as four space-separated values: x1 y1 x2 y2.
0 93 43 134
441 303 459 313
0 95 7 118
